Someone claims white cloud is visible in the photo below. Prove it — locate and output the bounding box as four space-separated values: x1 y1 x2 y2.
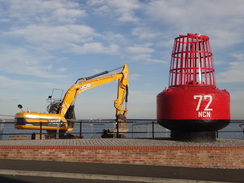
3 0 85 24
217 53 244 83
127 45 154 54
102 32 125 43
0 47 66 78
0 75 53 90
57 67 67 73
3 24 121 55
71 42 119 54
131 54 166 64
132 27 161 40
3 24 96 48
126 44 166 64
145 0 244 48
88 0 141 22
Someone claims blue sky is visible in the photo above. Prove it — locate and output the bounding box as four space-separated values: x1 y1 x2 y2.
0 0 243 119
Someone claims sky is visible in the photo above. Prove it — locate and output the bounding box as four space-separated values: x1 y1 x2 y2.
0 0 243 120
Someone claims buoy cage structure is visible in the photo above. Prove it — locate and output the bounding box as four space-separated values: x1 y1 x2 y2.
157 33 230 142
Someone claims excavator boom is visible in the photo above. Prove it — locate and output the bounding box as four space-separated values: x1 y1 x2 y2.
59 65 129 117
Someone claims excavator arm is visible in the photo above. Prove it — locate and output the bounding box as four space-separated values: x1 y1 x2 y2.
59 65 129 119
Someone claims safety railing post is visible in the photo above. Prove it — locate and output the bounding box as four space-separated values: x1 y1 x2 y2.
116 121 119 138
79 120 82 138
152 121 155 138
40 122 42 140
56 123 59 139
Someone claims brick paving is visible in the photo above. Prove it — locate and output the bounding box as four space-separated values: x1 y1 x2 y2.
0 138 243 147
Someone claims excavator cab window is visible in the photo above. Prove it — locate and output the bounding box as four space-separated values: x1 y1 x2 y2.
46 88 64 105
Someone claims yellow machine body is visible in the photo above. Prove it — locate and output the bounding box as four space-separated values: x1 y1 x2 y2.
14 111 73 131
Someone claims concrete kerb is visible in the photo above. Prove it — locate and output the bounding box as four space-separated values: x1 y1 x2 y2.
0 169 233 183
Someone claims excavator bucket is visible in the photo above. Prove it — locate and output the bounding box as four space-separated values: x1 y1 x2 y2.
101 114 128 138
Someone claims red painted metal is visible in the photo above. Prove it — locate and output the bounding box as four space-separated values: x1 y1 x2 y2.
157 33 230 138
157 87 230 121
169 33 215 87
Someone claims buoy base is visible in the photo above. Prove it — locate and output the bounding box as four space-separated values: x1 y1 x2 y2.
171 131 216 142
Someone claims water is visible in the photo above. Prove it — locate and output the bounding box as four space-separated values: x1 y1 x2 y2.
0 119 243 140
217 120 244 139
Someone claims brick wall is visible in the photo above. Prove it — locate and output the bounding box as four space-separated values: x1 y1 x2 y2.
0 146 243 169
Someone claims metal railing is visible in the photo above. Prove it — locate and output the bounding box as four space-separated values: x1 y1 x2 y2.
0 119 243 140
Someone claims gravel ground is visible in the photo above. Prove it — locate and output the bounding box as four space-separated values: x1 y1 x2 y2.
0 138 243 147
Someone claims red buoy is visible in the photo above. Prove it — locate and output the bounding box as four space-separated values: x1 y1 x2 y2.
157 33 230 141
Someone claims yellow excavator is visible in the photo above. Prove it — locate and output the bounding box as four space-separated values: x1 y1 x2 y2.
15 65 129 138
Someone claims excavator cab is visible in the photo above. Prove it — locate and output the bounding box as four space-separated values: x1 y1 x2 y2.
46 89 63 114
47 89 63 105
